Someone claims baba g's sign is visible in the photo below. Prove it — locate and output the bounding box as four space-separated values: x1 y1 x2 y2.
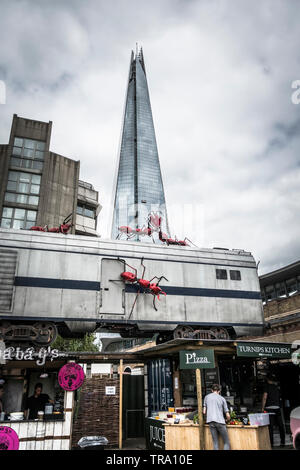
0 344 62 366
179 349 215 369
236 342 292 359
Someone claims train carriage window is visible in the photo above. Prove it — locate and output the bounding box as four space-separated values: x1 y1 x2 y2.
216 269 227 280
230 270 241 281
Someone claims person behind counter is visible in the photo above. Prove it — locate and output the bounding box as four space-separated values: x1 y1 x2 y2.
261 373 285 447
25 383 54 420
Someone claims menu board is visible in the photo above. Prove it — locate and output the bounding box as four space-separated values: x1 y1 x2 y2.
203 368 219 396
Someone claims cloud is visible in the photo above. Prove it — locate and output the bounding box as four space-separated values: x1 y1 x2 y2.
0 0 299 275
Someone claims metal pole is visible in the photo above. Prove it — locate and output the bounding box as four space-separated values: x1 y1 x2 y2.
196 368 204 450
119 359 123 449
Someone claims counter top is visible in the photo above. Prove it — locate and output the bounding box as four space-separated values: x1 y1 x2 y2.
162 422 265 429
0 417 65 424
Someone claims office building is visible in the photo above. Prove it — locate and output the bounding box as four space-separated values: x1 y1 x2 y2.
0 114 101 236
111 48 169 241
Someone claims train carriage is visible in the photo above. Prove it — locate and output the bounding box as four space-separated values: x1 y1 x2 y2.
0 228 264 345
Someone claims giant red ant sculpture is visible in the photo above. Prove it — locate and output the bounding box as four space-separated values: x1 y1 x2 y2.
117 225 152 240
117 211 163 241
117 211 196 247
29 223 73 234
120 259 168 316
158 230 193 246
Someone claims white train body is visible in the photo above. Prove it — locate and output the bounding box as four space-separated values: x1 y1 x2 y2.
0 228 264 341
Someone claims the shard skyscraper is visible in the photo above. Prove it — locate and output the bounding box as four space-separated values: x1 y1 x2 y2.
111 48 169 242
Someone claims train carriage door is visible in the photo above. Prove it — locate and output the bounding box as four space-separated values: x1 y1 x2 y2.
100 258 125 315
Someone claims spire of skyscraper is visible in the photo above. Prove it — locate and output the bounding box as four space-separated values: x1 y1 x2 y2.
111 47 169 242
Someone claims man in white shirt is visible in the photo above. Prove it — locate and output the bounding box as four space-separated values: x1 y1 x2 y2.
203 384 231 450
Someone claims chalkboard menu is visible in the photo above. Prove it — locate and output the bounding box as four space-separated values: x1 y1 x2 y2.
203 368 219 396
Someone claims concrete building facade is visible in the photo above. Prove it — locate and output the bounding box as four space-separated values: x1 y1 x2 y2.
0 114 101 236
242 260 300 343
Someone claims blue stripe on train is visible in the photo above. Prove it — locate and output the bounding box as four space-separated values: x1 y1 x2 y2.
14 276 261 300
15 277 100 291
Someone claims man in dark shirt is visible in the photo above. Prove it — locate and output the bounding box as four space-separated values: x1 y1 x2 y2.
25 383 53 419
262 374 285 447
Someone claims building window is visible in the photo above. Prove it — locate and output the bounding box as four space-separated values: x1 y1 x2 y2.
5 171 41 206
265 284 276 301
216 269 227 280
10 137 45 170
76 203 95 218
286 278 298 296
275 282 287 298
1 207 37 229
230 270 241 281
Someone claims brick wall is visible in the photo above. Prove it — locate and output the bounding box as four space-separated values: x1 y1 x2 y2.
264 293 300 318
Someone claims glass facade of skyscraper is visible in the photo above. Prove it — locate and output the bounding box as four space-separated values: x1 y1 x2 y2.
111 49 169 242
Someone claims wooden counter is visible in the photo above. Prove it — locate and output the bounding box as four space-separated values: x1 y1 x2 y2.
163 423 271 450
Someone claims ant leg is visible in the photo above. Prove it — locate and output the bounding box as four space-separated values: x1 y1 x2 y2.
155 276 169 286
149 276 159 283
141 258 146 279
128 290 140 319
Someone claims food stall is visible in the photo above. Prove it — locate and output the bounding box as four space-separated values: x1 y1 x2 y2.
0 349 75 450
143 339 295 450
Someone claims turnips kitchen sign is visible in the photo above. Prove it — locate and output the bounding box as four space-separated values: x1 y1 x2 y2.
236 342 292 359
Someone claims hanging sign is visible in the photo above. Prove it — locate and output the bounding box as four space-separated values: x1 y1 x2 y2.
236 342 292 359
0 426 19 451
58 363 85 391
179 349 215 369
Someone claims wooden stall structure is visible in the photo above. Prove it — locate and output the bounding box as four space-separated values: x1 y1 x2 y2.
0 349 145 450
1 391 74 450
163 423 271 450
141 338 294 450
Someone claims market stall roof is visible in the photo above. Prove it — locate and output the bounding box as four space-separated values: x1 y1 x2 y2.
59 350 146 364
135 338 293 358
259 259 300 288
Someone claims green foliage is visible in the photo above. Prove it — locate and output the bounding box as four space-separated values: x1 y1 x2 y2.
193 414 199 424
52 333 100 352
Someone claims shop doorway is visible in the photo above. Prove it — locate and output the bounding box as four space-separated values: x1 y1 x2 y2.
275 362 300 431
123 374 145 439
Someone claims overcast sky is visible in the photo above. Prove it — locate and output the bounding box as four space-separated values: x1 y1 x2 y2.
0 0 299 275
